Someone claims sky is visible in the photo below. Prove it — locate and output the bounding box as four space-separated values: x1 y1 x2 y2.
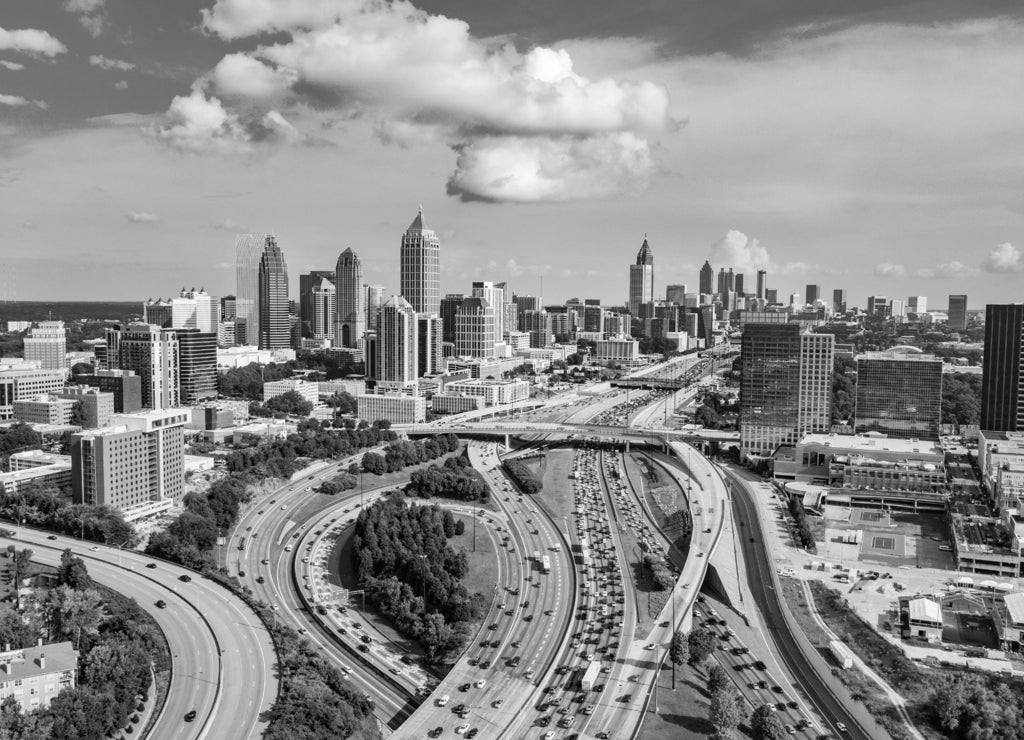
1 0 1022 309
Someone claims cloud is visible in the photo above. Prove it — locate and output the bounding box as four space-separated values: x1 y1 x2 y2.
874 262 906 277
0 93 47 109
982 243 1023 274
707 230 770 272
89 55 134 71
115 80 128 90
156 0 673 203
64 0 104 11
915 261 979 279
0 27 67 57
0 61 25 71
125 211 159 223
212 217 249 232
64 0 106 37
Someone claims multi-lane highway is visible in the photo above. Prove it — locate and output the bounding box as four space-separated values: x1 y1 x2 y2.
2 529 276 740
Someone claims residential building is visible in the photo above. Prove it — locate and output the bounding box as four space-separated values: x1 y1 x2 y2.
0 642 78 711
948 294 968 331
258 236 290 349
740 323 833 460
23 322 67 372
855 350 942 439
417 313 444 376
455 297 497 358
400 207 440 315
0 365 68 420
56 386 114 428
76 369 142 413
307 277 336 341
175 329 217 405
357 393 426 424
521 310 553 349
299 270 334 338
110 324 180 410
628 237 654 316
334 248 365 348
170 288 218 332
375 295 419 386
981 304 1024 432
699 261 714 296
907 296 927 314
70 408 188 518
142 299 173 327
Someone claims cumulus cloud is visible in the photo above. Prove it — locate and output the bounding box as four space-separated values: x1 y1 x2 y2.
707 230 771 272
213 217 250 232
89 55 134 71
0 93 47 109
156 0 673 202
874 262 906 277
0 61 25 71
982 243 1023 274
125 210 159 223
915 261 978 279
0 27 67 57
64 0 106 37
115 80 128 90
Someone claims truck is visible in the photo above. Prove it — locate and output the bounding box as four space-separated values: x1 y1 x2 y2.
541 556 551 574
829 640 854 669
580 660 601 691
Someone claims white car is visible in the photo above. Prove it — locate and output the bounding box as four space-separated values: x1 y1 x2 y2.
474 679 486 688
455 724 469 735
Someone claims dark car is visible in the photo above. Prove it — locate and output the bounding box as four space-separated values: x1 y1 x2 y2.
479 660 491 669
357 644 369 653
460 683 471 692
184 709 197 722
465 729 478 739
360 635 372 644
401 655 414 665
47 535 58 540
146 563 157 569
255 576 265 584
428 728 443 738
155 600 166 609
179 574 192 582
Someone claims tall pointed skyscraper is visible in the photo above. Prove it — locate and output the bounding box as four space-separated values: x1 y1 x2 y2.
334 248 365 348
258 236 290 349
699 260 714 296
628 236 654 317
400 207 441 315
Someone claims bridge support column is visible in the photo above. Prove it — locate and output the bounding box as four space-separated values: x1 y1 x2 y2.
504 433 510 448
625 440 630 453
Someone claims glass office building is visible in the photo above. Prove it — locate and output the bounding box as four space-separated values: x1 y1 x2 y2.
855 351 942 439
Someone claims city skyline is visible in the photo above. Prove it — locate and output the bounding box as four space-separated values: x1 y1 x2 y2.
2 1 1023 304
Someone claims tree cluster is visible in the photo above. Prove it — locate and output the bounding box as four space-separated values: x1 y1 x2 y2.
360 434 460 476
405 458 489 502
931 674 1024 740
0 423 42 463
642 554 675 590
786 495 816 551
323 391 357 415
830 355 856 424
708 677 742 738
687 626 717 665
352 495 481 661
292 350 363 381
318 472 358 496
217 362 298 400
250 390 314 418
0 485 133 546
941 373 982 427
502 459 542 494
750 704 788 740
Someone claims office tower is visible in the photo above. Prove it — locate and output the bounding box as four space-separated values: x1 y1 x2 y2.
364 284 385 332
583 303 605 334
699 261 714 296
867 295 889 316
890 299 906 318
756 270 767 300
855 351 942 439
220 295 237 321
417 314 444 376
440 294 465 344
739 323 833 459
765 289 778 304
174 329 217 405
234 234 264 346
0 364 68 420
70 408 188 513
168 288 218 332
948 295 968 331
472 281 505 344
299 270 335 337
142 299 173 328
805 284 821 305
258 236 290 349
628 237 654 316
734 274 745 297
832 289 847 315
23 321 67 372
455 297 497 358
513 294 541 326
76 369 142 413
306 277 335 340
666 285 687 305
522 310 553 348
789 292 802 308
400 207 440 315
375 296 418 385
333 248 365 348
907 296 927 314
549 312 570 339
981 304 1024 432
56 386 114 429
113 324 180 410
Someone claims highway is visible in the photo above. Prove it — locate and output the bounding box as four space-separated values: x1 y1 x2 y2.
2 530 276 740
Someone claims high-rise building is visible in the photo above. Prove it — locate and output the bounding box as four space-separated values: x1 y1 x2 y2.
981 304 1024 432
440 294 465 344
832 289 847 315
220 295 237 321
417 313 444 376
234 234 264 346
258 236 290 349
628 237 654 316
948 295 968 331
583 303 605 334
70 408 188 516
170 288 218 332
364 284 385 332
23 321 67 372
740 323 833 460
76 369 142 414
867 295 889 316
765 289 779 304
521 310 553 348
308 277 336 340
699 261 714 296
174 329 217 405
299 271 334 337
890 299 906 318
455 297 497 358
513 294 541 326
400 207 440 315
56 386 114 429
855 351 942 439
375 296 418 386
907 296 927 314
805 284 821 305
666 285 687 305
142 299 173 328
334 248 365 348
734 274 745 297
472 282 505 345
756 270 767 300
111 324 180 410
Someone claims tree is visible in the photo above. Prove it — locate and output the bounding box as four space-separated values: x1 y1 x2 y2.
750 704 789 740
264 390 314 417
56 548 93 591
709 682 742 733
362 451 385 475
707 663 730 695
687 626 717 665
695 404 726 429
670 629 689 666
45 585 102 650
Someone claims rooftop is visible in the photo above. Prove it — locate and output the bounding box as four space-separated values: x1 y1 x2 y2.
0 642 78 680
1004 592 1024 626
798 433 942 456
908 597 943 624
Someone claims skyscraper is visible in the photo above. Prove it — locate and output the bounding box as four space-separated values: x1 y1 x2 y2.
417 314 444 376
142 299 173 328
334 248 365 348
440 294 465 344
23 321 67 372
170 288 218 332
699 261 714 296
375 296 418 386
174 329 218 405
400 207 440 315
666 285 687 304
907 296 927 314
805 284 821 305
257 237 290 349
299 270 334 337
832 289 847 315
948 295 968 331
981 304 1024 432
740 323 833 459
756 270 767 300
234 234 264 346
113 324 180 410
628 237 654 316
867 295 889 316
522 310 553 348
455 297 497 358
734 274 745 297
855 351 943 439
365 284 385 332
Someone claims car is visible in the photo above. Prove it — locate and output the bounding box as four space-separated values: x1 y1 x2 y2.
145 562 157 569
280 505 286 510
428 729 443 738
357 644 369 653
179 574 192 582
238 570 245 577
754 660 767 670
474 679 486 688
257 510 264 515
479 660 491 669
772 685 783 694
90 546 100 552
255 576 265 584
543 732 555 739
511 640 521 648
492 698 504 708
360 635 371 643
787 701 798 709
489 623 498 630
468 657 479 666
298 628 307 635
261 558 269 564
401 654 415 665
465 730 478 739
459 683 471 692
644 643 655 650
455 725 469 735
46 535 58 540
785 724 796 734
524 614 533 622
389 666 401 675
155 600 166 609
184 709 197 722
836 722 848 733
